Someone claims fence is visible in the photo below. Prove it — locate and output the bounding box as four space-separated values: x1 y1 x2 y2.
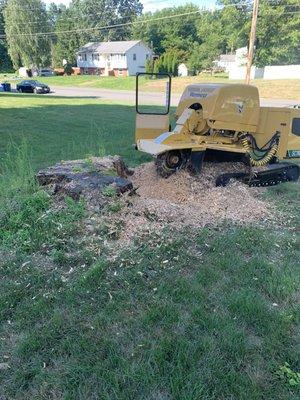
229 64 300 80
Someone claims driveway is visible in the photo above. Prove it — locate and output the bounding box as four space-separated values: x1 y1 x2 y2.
51 85 299 108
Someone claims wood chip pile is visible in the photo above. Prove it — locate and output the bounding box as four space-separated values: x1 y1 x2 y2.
40 157 274 245
112 161 273 242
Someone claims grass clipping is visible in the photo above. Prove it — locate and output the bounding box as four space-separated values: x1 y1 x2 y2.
106 161 273 242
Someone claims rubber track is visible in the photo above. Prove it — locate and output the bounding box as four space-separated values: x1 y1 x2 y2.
215 162 300 187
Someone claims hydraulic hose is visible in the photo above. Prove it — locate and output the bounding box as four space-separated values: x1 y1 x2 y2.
240 133 279 167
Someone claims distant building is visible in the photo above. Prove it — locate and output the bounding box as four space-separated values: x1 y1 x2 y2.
214 54 236 72
178 63 188 77
228 47 300 80
76 40 153 76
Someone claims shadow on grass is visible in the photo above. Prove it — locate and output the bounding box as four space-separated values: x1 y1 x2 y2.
0 96 154 170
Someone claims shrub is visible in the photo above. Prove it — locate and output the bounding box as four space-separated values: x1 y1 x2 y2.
64 63 74 76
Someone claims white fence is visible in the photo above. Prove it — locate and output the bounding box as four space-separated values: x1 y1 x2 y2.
229 66 263 80
229 64 300 80
263 65 300 79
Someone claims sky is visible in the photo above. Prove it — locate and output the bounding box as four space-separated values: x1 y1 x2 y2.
43 0 216 13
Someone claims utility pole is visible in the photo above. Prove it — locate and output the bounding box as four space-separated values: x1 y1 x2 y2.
245 0 259 84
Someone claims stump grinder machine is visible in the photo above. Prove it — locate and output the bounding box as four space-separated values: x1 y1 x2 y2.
135 73 300 186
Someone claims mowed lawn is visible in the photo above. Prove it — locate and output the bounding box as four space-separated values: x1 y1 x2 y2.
0 93 149 170
0 93 299 400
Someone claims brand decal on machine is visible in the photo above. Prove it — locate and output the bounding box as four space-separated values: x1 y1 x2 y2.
190 92 208 98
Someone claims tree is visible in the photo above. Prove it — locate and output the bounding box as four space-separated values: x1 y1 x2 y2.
131 4 199 58
48 2 66 28
189 3 250 73
52 8 82 67
69 0 142 42
4 0 51 69
254 0 300 66
52 0 143 67
0 0 12 71
131 2 249 72
217 0 300 67
151 51 179 76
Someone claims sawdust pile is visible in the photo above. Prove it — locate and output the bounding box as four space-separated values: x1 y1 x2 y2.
111 162 273 241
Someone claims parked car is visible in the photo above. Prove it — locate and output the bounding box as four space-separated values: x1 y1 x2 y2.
39 68 54 77
16 80 50 94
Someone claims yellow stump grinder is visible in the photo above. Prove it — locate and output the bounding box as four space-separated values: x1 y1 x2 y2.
135 73 300 187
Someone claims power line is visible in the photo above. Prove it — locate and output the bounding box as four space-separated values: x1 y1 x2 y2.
0 3 298 38
4 1 299 27
0 0 275 14
0 9 205 38
1 9 299 39
2 0 293 13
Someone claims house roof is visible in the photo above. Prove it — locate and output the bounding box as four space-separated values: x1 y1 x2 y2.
78 40 147 54
219 54 235 62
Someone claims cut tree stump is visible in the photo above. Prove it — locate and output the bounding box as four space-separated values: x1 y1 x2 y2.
36 156 134 200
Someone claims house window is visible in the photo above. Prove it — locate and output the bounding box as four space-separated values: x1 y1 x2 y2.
133 53 136 61
92 53 99 61
79 53 87 62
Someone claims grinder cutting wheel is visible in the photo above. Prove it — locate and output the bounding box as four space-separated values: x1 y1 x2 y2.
134 73 300 187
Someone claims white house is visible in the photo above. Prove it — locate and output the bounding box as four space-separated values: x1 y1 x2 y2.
76 40 152 76
214 54 236 72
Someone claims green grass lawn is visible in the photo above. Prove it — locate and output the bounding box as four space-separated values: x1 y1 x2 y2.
38 75 139 90
0 93 299 399
0 93 150 170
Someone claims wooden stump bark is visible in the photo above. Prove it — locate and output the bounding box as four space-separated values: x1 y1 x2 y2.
36 156 134 200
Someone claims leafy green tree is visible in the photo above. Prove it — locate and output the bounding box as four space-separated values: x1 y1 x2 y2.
52 8 82 67
189 4 250 72
64 62 73 75
171 53 179 76
0 0 12 71
151 52 179 76
4 0 51 69
69 0 142 42
53 0 143 67
217 0 251 53
132 3 248 72
217 0 300 67
131 4 199 58
254 0 300 66
145 58 153 73
48 2 66 28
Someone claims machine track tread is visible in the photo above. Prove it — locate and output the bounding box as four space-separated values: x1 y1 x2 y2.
216 162 300 187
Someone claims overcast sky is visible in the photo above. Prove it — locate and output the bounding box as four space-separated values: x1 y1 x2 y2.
43 0 216 13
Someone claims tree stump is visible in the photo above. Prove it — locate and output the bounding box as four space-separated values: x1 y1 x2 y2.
36 156 134 200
